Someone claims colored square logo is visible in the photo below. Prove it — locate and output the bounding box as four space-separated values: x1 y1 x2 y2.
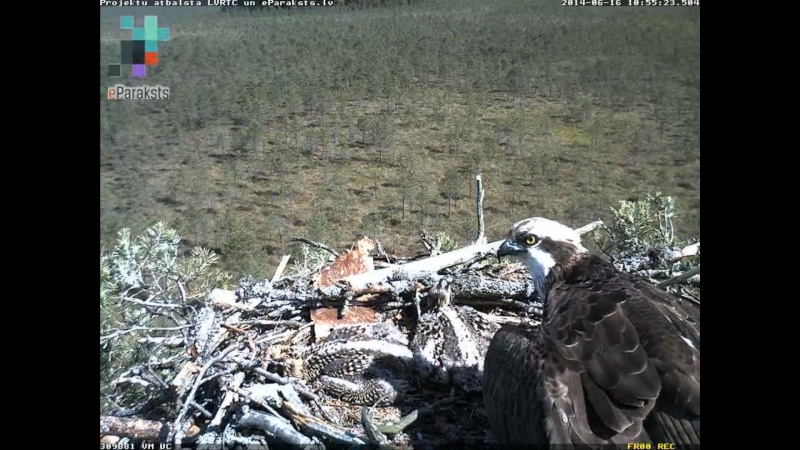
120 40 134 64
112 15 168 79
145 26 158 41
144 16 157 29
132 65 146 78
108 64 121 77
120 16 134 29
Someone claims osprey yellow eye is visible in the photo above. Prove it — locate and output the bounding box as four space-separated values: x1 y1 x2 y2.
524 235 538 246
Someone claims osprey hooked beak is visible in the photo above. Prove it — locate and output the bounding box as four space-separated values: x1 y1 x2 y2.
497 239 525 259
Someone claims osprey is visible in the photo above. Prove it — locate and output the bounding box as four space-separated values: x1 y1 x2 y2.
483 217 699 446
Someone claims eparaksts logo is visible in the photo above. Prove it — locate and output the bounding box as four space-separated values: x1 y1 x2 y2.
107 84 170 100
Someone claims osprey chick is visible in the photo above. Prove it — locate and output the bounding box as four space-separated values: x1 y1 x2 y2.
484 217 700 446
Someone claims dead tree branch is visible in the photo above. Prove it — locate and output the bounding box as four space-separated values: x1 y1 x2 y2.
669 242 700 263
172 344 240 446
343 219 602 290
575 220 604 235
474 174 486 246
238 410 318 446
290 237 339 258
272 255 292 283
657 265 701 288
100 416 200 441
100 325 193 344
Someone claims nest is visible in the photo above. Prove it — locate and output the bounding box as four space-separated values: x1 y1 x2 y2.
100 234 699 448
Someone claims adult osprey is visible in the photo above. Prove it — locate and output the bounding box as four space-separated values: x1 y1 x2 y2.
483 217 699 446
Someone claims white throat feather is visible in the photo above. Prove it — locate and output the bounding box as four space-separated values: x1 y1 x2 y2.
524 247 557 301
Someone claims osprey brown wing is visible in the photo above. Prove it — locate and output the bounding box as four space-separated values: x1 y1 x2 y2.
483 323 549 444
543 264 664 444
551 259 699 444
483 284 662 446
626 281 701 444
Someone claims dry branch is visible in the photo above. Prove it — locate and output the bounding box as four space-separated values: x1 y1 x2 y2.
172 344 240 447
474 174 486 246
137 336 185 346
100 325 192 344
290 237 339 257
343 220 602 290
272 255 292 283
669 242 700 262
575 220 604 235
282 401 367 446
238 410 317 446
100 416 200 441
657 265 701 288
343 241 501 290
210 372 245 427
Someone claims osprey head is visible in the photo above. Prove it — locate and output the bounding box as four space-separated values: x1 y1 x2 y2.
497 217 588 297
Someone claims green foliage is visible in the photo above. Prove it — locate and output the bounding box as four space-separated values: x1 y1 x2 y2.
100 222 230 413
431 231 459 253
590 193 699 295
289 243 334 277
598 192 678 254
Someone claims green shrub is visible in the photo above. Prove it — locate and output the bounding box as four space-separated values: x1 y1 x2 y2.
100 222 230 413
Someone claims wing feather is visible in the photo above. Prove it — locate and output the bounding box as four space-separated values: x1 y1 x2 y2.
483 323 548 444
484 254 699 446
546 282 661 440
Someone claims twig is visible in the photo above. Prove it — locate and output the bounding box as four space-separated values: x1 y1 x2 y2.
238 319 304 327
209 372 244 427
111 376 152 388
100 325 193 344
374 239 390 263
190 401 213 418
230 356 320 401
657 265 700 288
200 366 241 385
361 404 390 446
413 290 423 321
238 410 317 447
144 365 170 390
290 237 339 258
172 344 239 447
254 329 295 345
483 315 524 325
669 242 700 263
678 291 701 307
176 280 188 304
575 220 604 235
108 392 174 417
272 255 291 283
474 174 486 245
419 230 435 254
283 401 366 446
117 296 184 309
449 252 493 274
136 336 185 346
230 385 289 424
